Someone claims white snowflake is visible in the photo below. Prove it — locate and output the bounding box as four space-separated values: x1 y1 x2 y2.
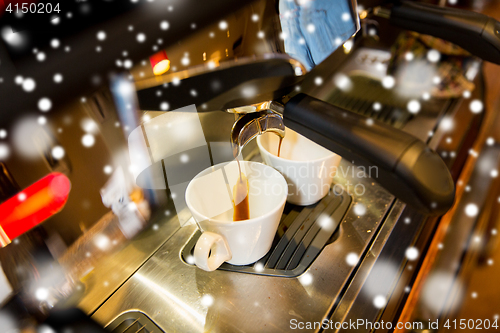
37 116 47 125
136 33 146 43
382 76 395 89
181 57 190 66
103 165 113 174
407 100 421 114
353 203 366 216
345 252 358 266
373 295 386 308
160 21 169 30
0 144 10 159
22 78 36 92
15 75 23 85
123 59 133 69
201 294 214 307
53 73 63 83
36 52 46 62
318 214 334 231
469 100 483 114
427 49 441 63
219 21 228 30
441 118 453 131
35 288 49 301
160 102 169 110
38 98 52 112
97 31 106 41
50 39 60 48
81 134 95 147
94 234 111 250
299 273 313 286
334 74 352 91
405 247 419 261
465 203 478 217
1 26 24 46
254 262 264 272
51 146 65 159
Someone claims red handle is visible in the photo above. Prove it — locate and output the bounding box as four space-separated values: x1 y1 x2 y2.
0 172 71 246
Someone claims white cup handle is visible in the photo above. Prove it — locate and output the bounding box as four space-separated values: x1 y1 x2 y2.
194 231 232 271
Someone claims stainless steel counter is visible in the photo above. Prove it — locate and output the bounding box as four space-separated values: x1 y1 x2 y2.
84 41 483 333
91 159 395 332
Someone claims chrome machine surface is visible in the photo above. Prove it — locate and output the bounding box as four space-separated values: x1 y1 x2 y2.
83 0 484 330
87 43 483 333
92 155 395 332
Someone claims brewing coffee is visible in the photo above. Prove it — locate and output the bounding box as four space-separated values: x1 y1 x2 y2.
233 154 250 221
232 133 283 221
233 173 249 221
277 137 283 158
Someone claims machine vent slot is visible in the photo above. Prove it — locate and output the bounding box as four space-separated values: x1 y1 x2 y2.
325 73 415 129
328 89 413 129
181 187 351 277
106 311 164 333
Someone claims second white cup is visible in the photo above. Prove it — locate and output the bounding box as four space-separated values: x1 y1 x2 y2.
257 128 341 206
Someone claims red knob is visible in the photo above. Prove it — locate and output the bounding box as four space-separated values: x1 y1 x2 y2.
0 172 71 246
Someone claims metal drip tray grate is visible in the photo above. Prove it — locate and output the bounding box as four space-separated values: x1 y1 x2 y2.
326 76 413 129
181 189 351 277
106 311 164 333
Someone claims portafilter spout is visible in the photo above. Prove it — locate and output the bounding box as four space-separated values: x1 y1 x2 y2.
228 93 456 216
229 101 285 158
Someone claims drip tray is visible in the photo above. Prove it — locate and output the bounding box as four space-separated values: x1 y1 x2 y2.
181 188 351 277
106 311 164 333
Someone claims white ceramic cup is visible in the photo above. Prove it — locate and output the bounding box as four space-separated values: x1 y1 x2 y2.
185 161 287 271
257 128 342 206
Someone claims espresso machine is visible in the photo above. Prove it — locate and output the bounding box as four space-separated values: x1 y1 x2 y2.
1 0 500 331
